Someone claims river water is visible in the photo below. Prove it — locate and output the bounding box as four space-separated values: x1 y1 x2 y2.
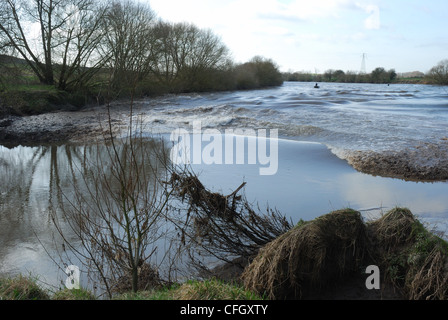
133 81 448 155
1 82 448 291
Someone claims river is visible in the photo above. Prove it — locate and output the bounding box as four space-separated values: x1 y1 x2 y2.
0 82 447 292
133 82 448 153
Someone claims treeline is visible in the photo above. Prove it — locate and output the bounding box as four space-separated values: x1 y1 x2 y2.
427 60 448 85
0 0 283 100
284 59 448 85
283 67 397 84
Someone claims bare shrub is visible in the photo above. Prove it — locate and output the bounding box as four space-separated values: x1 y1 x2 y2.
50 109 176 298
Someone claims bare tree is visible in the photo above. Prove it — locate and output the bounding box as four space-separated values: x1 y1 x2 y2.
100 0 157 92
146 21 231 92
146 21 178 89
49 54 178 296
428 60 448 85
234 56 283 89
0 0 108 90
170 23 230 91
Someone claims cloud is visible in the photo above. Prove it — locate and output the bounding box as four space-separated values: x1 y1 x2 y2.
358 4 381 30
253 0 382 33
261 0 357 21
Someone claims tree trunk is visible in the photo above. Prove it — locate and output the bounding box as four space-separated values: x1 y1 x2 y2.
132 267 138 293
43 66 55 85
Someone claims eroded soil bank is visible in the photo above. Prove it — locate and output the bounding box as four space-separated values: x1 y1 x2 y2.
240 208 448 300
346 142 448 182
0 104 125 147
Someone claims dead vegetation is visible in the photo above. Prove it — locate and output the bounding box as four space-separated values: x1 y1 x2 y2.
111 263 163 294
240 207 448 300
369 208 448 300
167 171 293 269
0 275 50 300
241 209 371 299
166 171 448 300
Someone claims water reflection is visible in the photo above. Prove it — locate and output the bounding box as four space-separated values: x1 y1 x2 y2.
1 137 448 291
0 139 170 290
190 139 448 231
0 145 58 277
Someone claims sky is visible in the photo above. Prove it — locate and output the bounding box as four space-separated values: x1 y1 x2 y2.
144 0 448 74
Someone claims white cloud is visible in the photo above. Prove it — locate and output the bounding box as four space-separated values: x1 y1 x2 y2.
148 0 365 27
246 0 362 22
146 0 385 70
143 0 448 73
288 0 354 19
358 3 381 30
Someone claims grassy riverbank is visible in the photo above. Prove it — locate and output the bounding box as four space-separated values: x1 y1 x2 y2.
0 277 263 301
0 84 92 117
1 207 447 301
0 54 284 119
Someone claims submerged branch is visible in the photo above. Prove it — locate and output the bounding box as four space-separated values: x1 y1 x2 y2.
167 171 293 265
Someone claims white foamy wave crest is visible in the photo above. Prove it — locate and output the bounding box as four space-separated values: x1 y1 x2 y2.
131 82 448 170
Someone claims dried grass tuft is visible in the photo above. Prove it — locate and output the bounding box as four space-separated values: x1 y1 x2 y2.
407 243 448 300
0 275 49 300
369 207 448 300
112 263 162 294
368 207 417 250
241 209 370 299
171 279 264 300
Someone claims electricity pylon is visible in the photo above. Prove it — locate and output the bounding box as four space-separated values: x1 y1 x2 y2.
360 53 367 74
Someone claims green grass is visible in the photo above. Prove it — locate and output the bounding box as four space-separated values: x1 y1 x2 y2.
2 83 58 92
0 275 264 300
0 83 90 116
51 288 97 300
171 279 266 300
0 275 49 300
0 87 64 115
115 279 266 301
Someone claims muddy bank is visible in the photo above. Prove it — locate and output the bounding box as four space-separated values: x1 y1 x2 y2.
0 104 126 148
345 142 448 182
